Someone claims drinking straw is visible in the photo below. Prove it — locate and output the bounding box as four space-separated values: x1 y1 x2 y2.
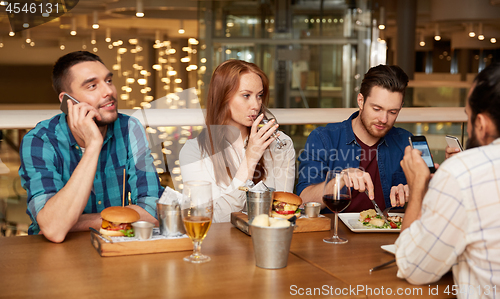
122 168 126 207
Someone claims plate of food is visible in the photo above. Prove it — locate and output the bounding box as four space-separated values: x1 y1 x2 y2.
338 209 404 233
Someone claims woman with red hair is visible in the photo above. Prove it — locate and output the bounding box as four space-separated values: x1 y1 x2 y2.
180 60 295 223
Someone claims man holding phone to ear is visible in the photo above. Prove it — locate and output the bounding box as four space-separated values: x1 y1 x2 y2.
19 51 162 243
395 63 500 291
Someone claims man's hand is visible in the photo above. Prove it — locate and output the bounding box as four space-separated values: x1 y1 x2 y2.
343 168 374 200
445 145 461 160
400 146 431 191
400 146 432 231
390 184 409 207
67 100 103 149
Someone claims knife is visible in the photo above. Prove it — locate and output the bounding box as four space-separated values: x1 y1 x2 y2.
365 191 389 223
89 227 113 243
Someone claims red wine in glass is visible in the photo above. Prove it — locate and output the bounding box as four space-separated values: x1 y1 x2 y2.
323 194 351 212
322 170 352 244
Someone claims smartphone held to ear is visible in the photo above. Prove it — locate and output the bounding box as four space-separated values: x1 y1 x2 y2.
445 135 463 151
409 135 436 173
60 93 80 114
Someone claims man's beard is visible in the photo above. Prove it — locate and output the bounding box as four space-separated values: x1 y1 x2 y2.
95 96 118 127
359 109 391 139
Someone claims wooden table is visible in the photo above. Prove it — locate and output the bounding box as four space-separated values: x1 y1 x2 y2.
0 220 453 299
290 216 455 298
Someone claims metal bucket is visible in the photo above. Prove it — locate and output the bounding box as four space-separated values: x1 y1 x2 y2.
156 201 186 237
246 188 275 223
250 223 294 269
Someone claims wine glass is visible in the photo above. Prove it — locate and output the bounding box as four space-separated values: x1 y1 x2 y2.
181 181 213 263
322 170 351 244
259 106 287 149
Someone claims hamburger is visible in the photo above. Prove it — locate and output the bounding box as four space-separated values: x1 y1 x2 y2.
100 206 140 236
271 192 302 219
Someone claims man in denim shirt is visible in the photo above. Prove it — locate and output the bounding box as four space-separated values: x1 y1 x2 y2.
297 65 411 212
19 51 162 243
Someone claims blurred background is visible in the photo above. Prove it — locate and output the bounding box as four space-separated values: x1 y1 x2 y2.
1 0 499 235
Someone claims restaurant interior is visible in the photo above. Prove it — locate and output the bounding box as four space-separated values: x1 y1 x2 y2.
0 0 499 238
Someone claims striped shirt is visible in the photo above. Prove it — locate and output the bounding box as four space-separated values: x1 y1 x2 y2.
19 113 163 235
396 138 500 298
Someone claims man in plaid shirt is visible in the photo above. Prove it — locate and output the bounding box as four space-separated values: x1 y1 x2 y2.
19 51 163 243
396 63 500 298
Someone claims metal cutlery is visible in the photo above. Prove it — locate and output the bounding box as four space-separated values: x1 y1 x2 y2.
369 258 396 273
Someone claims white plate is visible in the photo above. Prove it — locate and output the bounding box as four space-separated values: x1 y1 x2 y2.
338 212 404 233
381 244 396 255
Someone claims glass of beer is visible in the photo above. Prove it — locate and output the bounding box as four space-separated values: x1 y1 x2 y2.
181 181 213 263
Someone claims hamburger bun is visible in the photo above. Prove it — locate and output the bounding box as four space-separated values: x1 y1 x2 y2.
273 192 302 206
100 206 140 223
100 228 128 236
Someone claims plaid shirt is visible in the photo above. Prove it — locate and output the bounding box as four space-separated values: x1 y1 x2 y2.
396 138 500 298
19 113 163 235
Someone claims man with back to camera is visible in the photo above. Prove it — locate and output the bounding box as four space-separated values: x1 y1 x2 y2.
396 63 500 294
18 51 163 243
297 65 412 212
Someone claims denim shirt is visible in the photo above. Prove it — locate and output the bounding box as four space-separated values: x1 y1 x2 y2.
297 111 412 208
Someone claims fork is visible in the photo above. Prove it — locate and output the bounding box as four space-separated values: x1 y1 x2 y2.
382 207 392 219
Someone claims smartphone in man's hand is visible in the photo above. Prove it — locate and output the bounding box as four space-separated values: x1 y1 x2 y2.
60 93 80 114
445 135 463 151
409 136 436 173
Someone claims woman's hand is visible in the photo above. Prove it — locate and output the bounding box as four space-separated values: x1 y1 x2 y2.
245 113 279 166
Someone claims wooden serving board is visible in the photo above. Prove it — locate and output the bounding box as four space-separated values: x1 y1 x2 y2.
90 232 192 257
231 212 331 235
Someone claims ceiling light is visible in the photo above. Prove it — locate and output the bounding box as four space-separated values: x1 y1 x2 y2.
378 6 385 30
70 18 77 36
477 23 484 40
105 28 111 42
155 30 161 44
491 38 497 44
9 31 15 37
468 23 475 38
419 32 425 47
178 20 185 34
25 29 31 43
92 11 99 29
434 24 441 41
136 0 144 17
91 31 96 44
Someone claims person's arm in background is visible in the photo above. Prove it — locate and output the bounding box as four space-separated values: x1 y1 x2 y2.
297 130 330 207
126 117 163 226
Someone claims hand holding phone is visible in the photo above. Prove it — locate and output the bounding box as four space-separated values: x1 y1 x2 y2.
60 93 80 114
445 135 463 151
409 136 436 173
